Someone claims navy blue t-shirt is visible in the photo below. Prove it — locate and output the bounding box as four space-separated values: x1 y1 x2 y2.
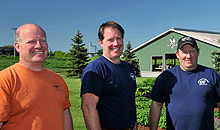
150 65 220 130
81 56 137 129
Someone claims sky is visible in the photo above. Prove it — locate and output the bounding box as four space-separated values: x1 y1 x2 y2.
1 0 220 53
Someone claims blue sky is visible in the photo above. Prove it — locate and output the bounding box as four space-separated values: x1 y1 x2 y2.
1 0 220 53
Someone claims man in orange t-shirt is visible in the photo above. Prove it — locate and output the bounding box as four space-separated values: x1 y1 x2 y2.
0 23 73 130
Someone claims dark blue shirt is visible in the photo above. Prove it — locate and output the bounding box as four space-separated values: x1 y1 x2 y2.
81 56 137 129
150 65 220 130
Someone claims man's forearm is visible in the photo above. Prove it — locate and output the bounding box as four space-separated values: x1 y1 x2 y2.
82 108 101 130
133 121 138 130
149 101 163 130
0 122 3 129
64 108 74 130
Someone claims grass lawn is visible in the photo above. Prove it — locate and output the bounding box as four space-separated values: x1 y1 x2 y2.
62 75 87 130
0 55 19 70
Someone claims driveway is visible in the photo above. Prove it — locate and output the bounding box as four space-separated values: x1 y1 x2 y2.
141 71 161 77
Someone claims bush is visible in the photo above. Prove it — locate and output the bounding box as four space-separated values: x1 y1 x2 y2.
136 97 151 126
215 118 220 130
135 78 166 129
136 78 155 97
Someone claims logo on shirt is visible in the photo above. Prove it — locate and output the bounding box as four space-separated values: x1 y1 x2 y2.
53 82 61 90
197 78 209 86
130 73 135 80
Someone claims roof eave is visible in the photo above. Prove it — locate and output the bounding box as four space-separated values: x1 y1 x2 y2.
131 28 174 52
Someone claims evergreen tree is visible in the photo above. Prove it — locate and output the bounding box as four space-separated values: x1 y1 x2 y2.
122 41 141 77
66 30 90 78
97 49 103 57
211 50 220 74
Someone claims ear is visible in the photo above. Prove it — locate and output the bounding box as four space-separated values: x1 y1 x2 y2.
197 50 200 57
176 51 179 59
14 42 21 53
98 39 103 48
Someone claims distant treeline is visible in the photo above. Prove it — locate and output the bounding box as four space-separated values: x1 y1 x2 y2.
0 47 18 56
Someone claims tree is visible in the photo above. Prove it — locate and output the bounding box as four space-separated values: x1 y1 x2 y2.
53 50 65 57
3 45 14 48
48 50 53 56
66 30 90 78
97 49 103 57
122 41 141 77
211 50 220 74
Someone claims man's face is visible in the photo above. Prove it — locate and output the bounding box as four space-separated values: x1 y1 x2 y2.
176 44 199 71
99 27 123 63
15 25 48 66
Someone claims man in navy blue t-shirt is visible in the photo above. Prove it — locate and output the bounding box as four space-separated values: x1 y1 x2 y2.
81 21 137 130
150 36 220 130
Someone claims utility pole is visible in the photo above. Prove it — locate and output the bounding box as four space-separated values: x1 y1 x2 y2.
11 28 17 57
89 41 92 57
89 41 98 57
91 43 97 56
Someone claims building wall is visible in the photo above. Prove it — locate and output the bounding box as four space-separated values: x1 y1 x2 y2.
197 40 219 67
135 32 220 72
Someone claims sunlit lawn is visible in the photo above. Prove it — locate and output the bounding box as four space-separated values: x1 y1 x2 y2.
62 76 87 130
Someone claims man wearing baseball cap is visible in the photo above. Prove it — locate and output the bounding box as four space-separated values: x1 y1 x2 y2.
149 36 220 130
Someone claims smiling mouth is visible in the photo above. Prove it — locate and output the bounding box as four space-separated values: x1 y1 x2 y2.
185 60 192 64
113 48 119 51
33 51 44 54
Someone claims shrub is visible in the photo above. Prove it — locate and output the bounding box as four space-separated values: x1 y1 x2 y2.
215 118 220 130
136 78 155 97
136 97 151 126
135 78 166 129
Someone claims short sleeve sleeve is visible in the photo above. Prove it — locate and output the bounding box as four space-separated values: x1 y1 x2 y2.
0 82 10 122
81 70 105 97
150 71 168 103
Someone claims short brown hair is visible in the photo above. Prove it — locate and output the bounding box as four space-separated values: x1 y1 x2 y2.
98 21 124 42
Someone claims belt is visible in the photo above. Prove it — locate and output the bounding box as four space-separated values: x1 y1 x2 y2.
102 128 133 130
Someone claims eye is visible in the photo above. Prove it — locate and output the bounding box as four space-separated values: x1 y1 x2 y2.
117 37 122 41
40 40 47 44
108 38 114 42
27 40 36 44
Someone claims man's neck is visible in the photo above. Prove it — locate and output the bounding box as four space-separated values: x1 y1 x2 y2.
18 61 45 71
180 64 198 72
102 55 121 64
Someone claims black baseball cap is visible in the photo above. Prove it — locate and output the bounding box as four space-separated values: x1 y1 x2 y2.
177 36 198 50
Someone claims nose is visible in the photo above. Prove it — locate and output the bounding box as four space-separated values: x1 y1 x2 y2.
113 39 119 46
35 41 42 48
186 53 191 58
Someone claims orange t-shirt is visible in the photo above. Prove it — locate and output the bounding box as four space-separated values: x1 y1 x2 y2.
0 63 71 130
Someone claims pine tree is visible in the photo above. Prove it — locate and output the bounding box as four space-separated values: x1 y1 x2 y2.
122 41 141 77
97 49 103 57
211 50 220 74
66 30 90 78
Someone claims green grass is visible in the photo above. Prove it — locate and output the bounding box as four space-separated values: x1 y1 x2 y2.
0 56 69 73
0 55 19 70
45 56 68 74
62 76 87 130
